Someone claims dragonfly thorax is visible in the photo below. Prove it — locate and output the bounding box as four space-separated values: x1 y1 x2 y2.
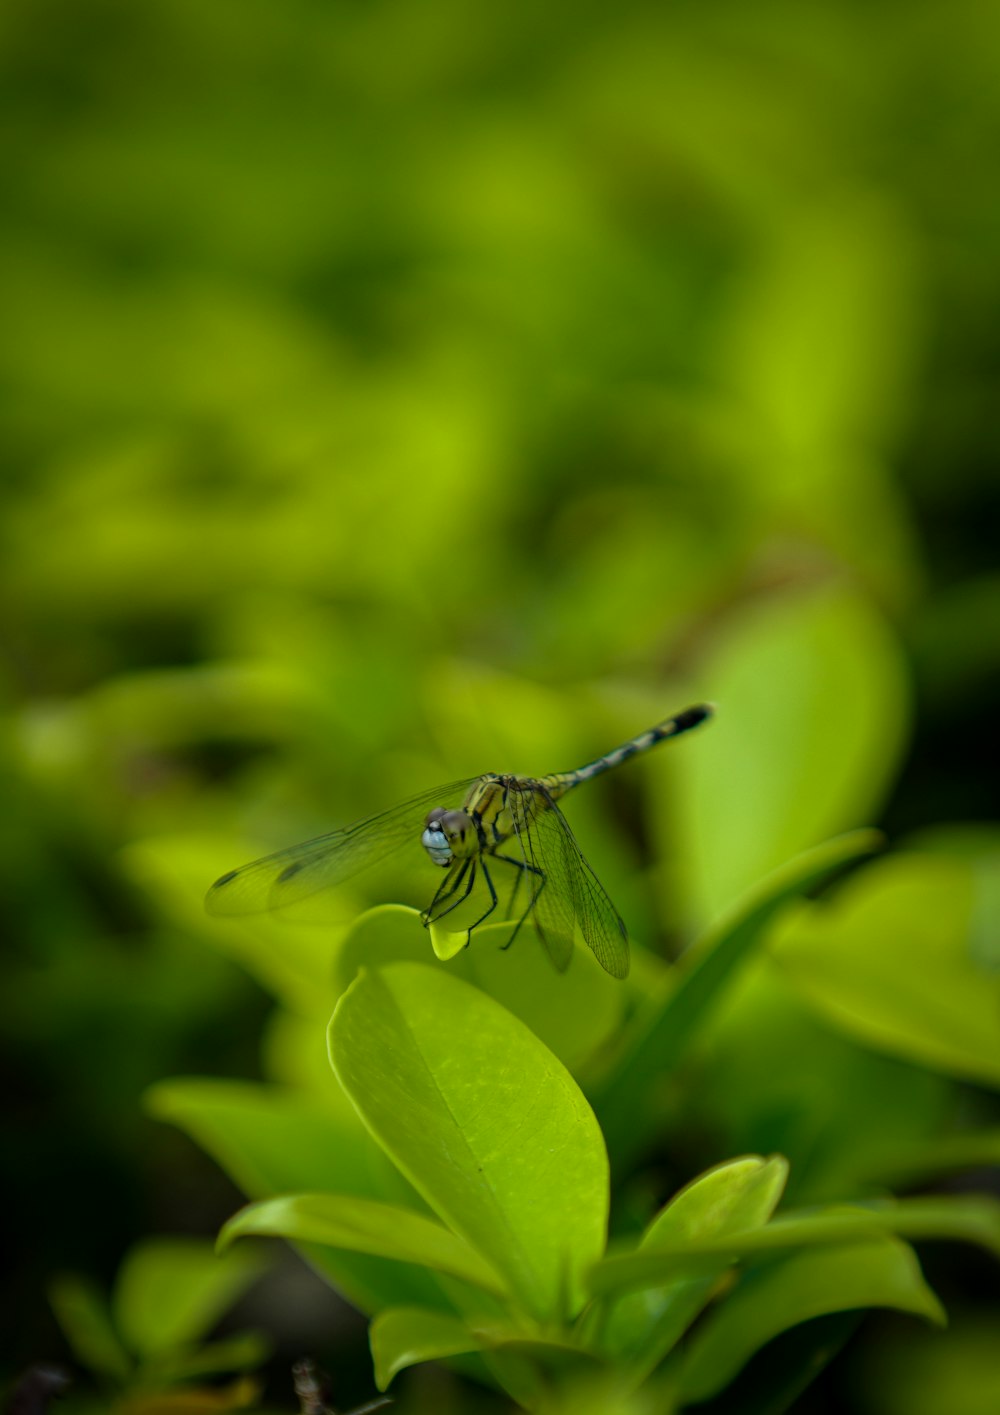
421 807 477 867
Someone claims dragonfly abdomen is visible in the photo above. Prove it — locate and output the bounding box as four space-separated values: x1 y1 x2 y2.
541 704 714 799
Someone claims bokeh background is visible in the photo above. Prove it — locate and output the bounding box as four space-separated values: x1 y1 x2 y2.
2 0 998 1411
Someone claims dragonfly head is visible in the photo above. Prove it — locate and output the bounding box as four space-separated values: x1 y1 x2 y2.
422 807 475 867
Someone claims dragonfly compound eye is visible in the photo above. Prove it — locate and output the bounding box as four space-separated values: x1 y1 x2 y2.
421 808 476 867
421 810 453 866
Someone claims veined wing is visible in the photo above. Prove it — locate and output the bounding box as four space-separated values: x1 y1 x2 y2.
518 785 630 979
206 778 481 916
499 781 576 972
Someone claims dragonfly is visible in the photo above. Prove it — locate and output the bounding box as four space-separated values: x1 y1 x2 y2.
206 703 713 979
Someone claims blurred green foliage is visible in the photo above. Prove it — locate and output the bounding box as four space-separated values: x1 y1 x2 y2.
47 1240 270 1412
199 883 999 1413
1 0 998 1410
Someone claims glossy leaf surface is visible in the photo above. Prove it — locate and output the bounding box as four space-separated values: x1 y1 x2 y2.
330 964 609 1320
219 1192 507 1297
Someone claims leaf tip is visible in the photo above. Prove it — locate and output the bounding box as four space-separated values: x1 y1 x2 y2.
216 1206 255 1255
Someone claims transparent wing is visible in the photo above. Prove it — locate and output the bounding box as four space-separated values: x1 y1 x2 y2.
509 784 630 979
206 778 482 916
496 784 575 972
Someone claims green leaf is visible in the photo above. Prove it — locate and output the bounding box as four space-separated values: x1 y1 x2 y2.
724 194 918 455
687 1311 864 1415
369 1306 602 1398
679 1237 945 1403
906 824 1000 973
111 1238 268 1361
591 1195 1000 1298
121 833 345 1016
370 1307 498 1390
591 830 881 1167
145 1080 377 1201
143 1330 271 1384
428 917 471 962
641 1156 789 1248
329 964 609 1320
332 904 439 992
668 585 908 922
865 1130 1000 1190
335 907 625 1072
147 1079 451 1315
865 1196 1000 1262
670 961 949 1205
48 1273 131 1381
772 853 1000 1087
591 1156 788 1377
219 1193 508 1297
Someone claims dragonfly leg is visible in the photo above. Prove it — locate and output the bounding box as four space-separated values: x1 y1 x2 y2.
423 858 499 945
422 858 473 924
459 858 499 939
501 849 537 917
491 854 546 950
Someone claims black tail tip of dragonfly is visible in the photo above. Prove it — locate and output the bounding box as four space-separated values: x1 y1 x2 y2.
674 702 716 733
